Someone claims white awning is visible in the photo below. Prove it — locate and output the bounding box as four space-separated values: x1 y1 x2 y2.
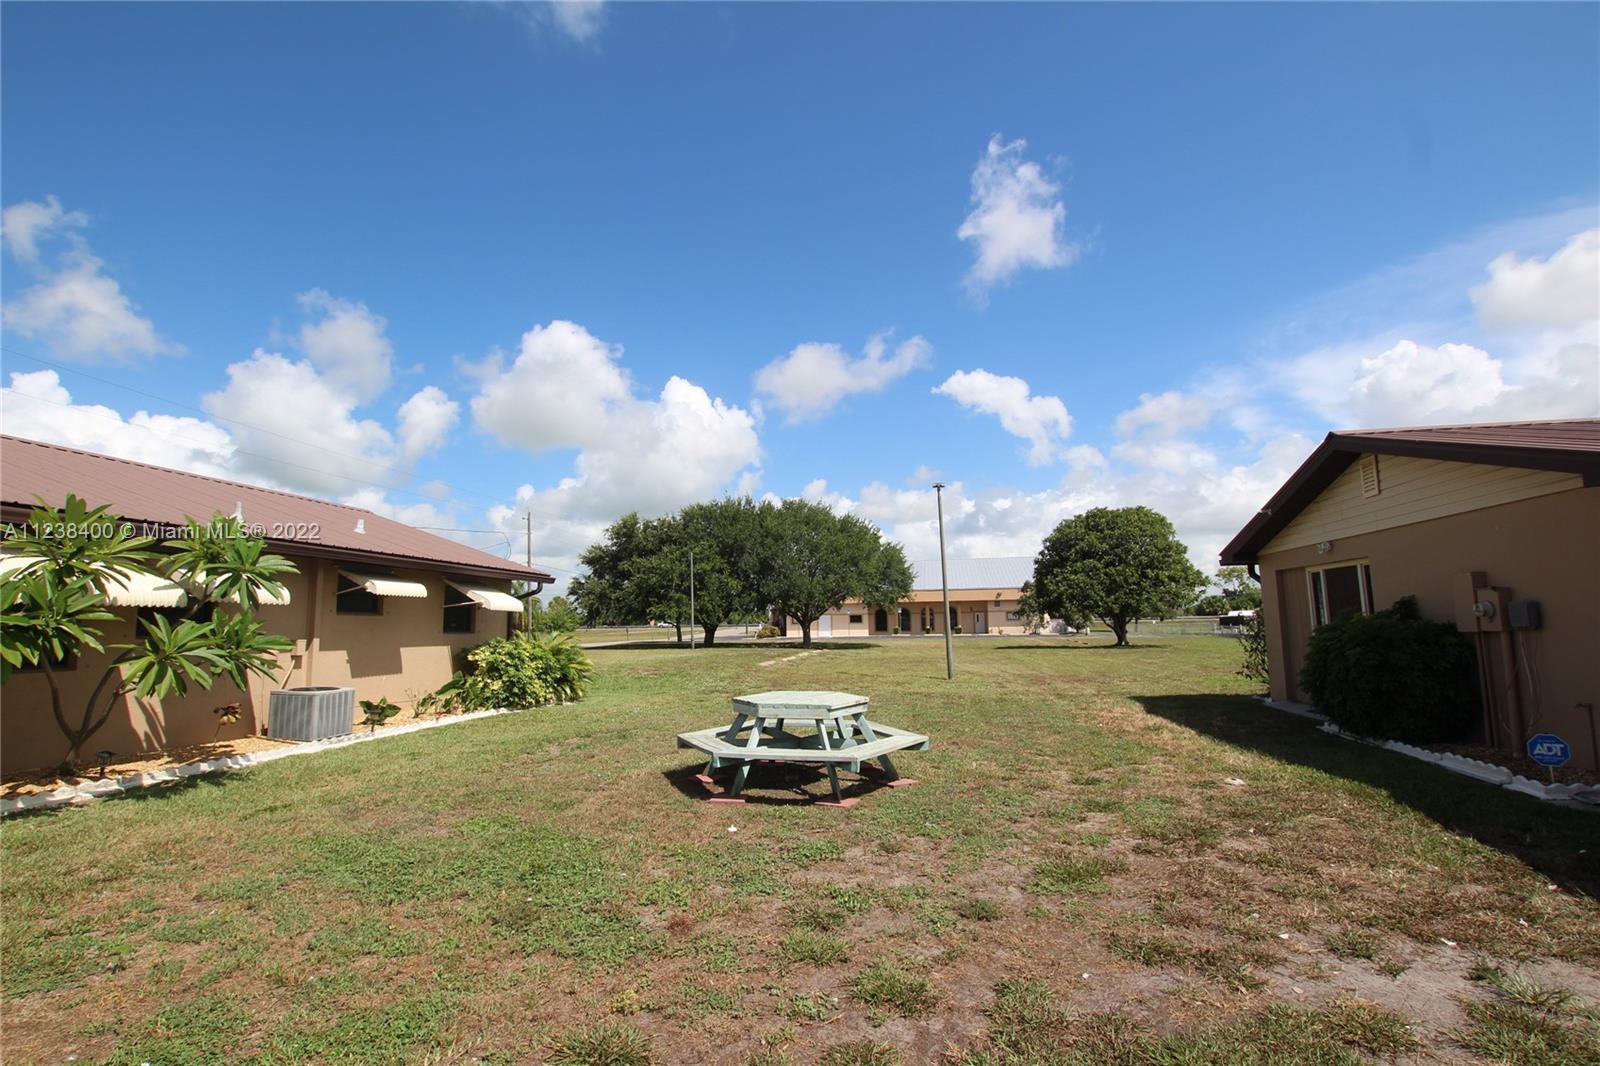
0 554 189 608
339 570 428 598
447 582 524 613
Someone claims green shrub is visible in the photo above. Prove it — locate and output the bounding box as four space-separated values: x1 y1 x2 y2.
1237 610 1269 685
459 632 595 709
358 698 400 733
757 624 780 639
1299 597 1478 743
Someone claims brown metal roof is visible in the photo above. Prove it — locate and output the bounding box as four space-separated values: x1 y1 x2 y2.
0 435 550 583
1220 418 1600 565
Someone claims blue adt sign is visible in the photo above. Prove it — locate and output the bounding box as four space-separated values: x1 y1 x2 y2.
1526 734 1571 767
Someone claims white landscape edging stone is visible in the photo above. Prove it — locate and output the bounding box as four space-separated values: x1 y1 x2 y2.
1 705 525 817
1304 718 1597 808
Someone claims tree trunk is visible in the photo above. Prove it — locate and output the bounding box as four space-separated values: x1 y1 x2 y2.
1110 617 1130 646
673 621 683 645
702 623 718 647
799 619 814 649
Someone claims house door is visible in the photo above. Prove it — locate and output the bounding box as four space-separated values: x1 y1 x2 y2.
972 612 989 635
874 608 889 633
818 615 832 637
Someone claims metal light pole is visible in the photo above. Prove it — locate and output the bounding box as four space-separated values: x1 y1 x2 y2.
689 550 696 650
933 482 954 680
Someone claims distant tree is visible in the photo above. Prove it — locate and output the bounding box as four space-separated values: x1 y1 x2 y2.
1031 506 1206 647
1 496 295 772
628 516 690 644
519 592 547 634
676 498 766 647
761 499 913 649
1191 593 1229 616
544 595 580 632
1214 566 1263 611
570 513 648 625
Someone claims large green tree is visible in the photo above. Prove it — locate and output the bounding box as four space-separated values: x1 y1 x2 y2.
569 513 648 625
761 499 913 649
1 495 295 771
1031 506 1205 646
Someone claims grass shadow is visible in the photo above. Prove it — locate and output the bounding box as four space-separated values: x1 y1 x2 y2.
1137 693 1600 896
661 761 890 806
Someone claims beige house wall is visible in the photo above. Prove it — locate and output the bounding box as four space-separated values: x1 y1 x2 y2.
1257 483 1599 768
1264 454 1583 554
0 554 515 776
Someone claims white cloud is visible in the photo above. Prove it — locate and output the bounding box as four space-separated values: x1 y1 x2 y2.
295 289 395 402
2 196 178 363
754 332 932 422
1114 390 1215 439
396 385 460 460
1472 228 1600 332
934 369 1073 465
201 350 400 494
1276 335 1598 429
1 195 87 265
958 135 1075 297
470 319 633 451
549 0 605 41
469 320 763 592
1 369 236 476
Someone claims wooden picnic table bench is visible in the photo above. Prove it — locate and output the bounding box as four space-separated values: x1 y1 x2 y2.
676 690 929 805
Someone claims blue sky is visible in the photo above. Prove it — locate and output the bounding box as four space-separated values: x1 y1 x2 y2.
3 2 1597 588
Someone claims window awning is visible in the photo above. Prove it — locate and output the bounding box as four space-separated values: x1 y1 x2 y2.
0 554 189 608
446 582 524 613
339 570 428 598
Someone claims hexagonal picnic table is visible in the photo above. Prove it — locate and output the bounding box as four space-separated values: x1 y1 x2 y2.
676 690 929 806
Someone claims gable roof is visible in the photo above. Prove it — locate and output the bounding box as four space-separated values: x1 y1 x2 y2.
0 435 550 583
1219 418 1600 565
908 556 1033 591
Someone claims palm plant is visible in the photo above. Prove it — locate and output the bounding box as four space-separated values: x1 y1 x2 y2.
2 495 295 772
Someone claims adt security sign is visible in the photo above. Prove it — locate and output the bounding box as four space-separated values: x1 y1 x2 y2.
1526 734 1571 768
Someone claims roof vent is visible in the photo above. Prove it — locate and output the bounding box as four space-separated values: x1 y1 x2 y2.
1358 454 1381 498
354 518 366 534
233 500 244 520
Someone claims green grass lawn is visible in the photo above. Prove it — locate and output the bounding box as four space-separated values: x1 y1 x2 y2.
3 637 1598 1065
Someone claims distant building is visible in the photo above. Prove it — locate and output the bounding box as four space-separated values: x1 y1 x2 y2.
784 556 1038 638
1220 419 1599 770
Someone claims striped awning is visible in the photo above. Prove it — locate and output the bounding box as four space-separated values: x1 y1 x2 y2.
0 554 189 608
339 570 428 599
447 582 524 613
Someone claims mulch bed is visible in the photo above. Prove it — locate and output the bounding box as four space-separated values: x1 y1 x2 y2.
1430 741 1600 787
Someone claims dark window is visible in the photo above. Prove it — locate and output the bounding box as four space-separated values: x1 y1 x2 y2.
1311 563 1371 626
443 600 476 634
336 574 382 615
847 613 863 624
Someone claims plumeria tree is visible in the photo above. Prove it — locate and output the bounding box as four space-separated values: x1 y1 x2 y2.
1 495 296 772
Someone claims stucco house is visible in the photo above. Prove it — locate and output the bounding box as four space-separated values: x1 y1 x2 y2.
1220 419 1600 770
785 556 1038 638
1 435 551 776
